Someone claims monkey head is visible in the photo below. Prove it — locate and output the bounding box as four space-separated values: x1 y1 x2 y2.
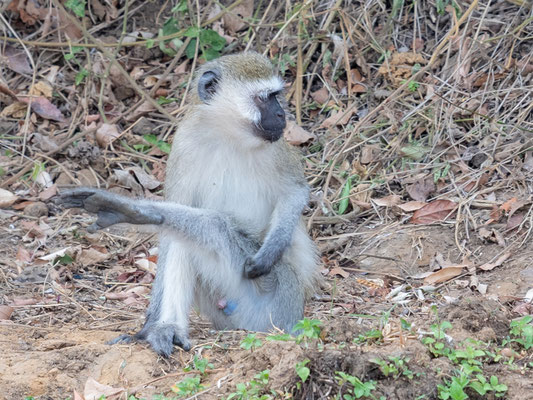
192 52 286 144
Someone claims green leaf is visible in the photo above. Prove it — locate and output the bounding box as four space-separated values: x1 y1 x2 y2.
185 39 197 59
202 47 220 61
171 0 188 13
146 39 155 49
184 26 201 38
75 68 88 85
65 0 86 18
199 29 225 50
338 176 351 215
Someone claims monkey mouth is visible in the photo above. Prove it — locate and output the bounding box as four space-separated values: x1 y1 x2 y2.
254 123 284 143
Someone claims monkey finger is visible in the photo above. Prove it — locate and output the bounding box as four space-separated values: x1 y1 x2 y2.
106 334 135 345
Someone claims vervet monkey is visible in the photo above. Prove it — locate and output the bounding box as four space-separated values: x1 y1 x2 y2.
59 52 319 357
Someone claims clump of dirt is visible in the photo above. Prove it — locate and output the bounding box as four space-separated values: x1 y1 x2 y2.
294 341 445 400
441 297 510 343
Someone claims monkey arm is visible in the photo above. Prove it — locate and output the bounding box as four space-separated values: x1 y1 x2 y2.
58 188 243 256
244 184 310 279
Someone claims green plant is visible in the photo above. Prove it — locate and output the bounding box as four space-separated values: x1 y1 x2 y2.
240 333 263 351
422 320 452 358
184 26 226 61
295 359 310 384
171 375 204 397
226 370 273 400
335 371 376 399
372 356 414 379
65 0 86 17
354 329 383 345
509 315 533 350
184 354 214 376
142 134 171 154
293 318 322 341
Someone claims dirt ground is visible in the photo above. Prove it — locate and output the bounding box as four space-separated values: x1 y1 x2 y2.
1 0 532 399
1 219 532 399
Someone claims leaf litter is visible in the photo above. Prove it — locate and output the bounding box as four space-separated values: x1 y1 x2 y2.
0 0 532 399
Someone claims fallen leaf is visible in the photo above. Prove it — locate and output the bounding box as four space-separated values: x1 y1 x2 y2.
18 96 65 122
310 87 329 104
77 247 109 267
423 266 464 285
11 298 40 306
73 390 84 400
16 246 32 263
372 194 401 207
500 197 517 213
3 45 32 74
84 378 124 400
505 212 525 231
478 252 511 271
29 81 53 97
328 267 350 278
284 120 315 145
0 305 14 320
222 0 253 34
406 178 435 201
396 201 426 212
126 167 161 190
0 188 18 208
410 200 457 224
39 184 58 201
95 123 121 147
359 144 380 164
320 106 356 128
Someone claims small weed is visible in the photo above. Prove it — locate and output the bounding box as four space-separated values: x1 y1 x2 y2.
226 370 273 400
65 0 86 17
335 371 377 399
354 329 383 345
509 315 533 350
240 333 263 351
295 359 311 385
171 375 204 398
372 356 415 379
183 354 213 376
293 318 322 341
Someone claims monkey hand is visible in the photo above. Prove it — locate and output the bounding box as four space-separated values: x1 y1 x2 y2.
244 254 275 279
57 188 163 232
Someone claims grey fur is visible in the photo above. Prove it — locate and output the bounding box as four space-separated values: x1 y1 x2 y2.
58 53 319 357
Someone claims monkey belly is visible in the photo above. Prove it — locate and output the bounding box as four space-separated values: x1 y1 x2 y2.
193 267 305 333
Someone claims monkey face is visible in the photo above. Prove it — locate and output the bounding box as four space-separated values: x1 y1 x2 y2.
252 91 286 142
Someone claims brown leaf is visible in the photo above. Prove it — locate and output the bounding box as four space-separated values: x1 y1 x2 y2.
95 123 121 147
11 298 40 306
18 96 65 122
359 144 379 164
39 184 58 201
410 200 457 224
505 212 525 231
284 120 315 145
406 178 435 201
328 267 350 279
84 378 124 400
0 80 19 101
222 0 253 34
3 45 32 74
0 305 14 320
396 201 426 212
478 252 511 271
77 246 110 267
500 197 517 213
372 194 401 207
0 188 18 208
423 266 464 285
16 246 32 263
73 390 84 400
126 167 161 190
310 87 329 104
320 107 356 128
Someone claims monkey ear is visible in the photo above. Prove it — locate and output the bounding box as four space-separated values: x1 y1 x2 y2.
198 70 220 103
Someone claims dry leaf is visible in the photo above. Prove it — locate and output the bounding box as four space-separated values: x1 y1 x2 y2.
372 194 401 207
77 247 109 267
320 107 356 128
18 96 65 122
310 87 329 104
328 267 350 278
506 213 525 231
3 45 32 74
95 123 120 147
478 252 511 271
423 266 464 285
30 81 53 97
359 144 379 164
84 378 124 400
0 305 14 320
126 167 161 190
396 201 426 212
284 120 315 145
406 178 435 202
0 188 18 208
410 200 457 224
222 0 253 34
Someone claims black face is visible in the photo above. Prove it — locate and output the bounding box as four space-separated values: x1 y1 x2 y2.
253 92 286 142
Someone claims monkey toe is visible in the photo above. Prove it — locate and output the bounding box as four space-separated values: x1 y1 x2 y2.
106 334 135 345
